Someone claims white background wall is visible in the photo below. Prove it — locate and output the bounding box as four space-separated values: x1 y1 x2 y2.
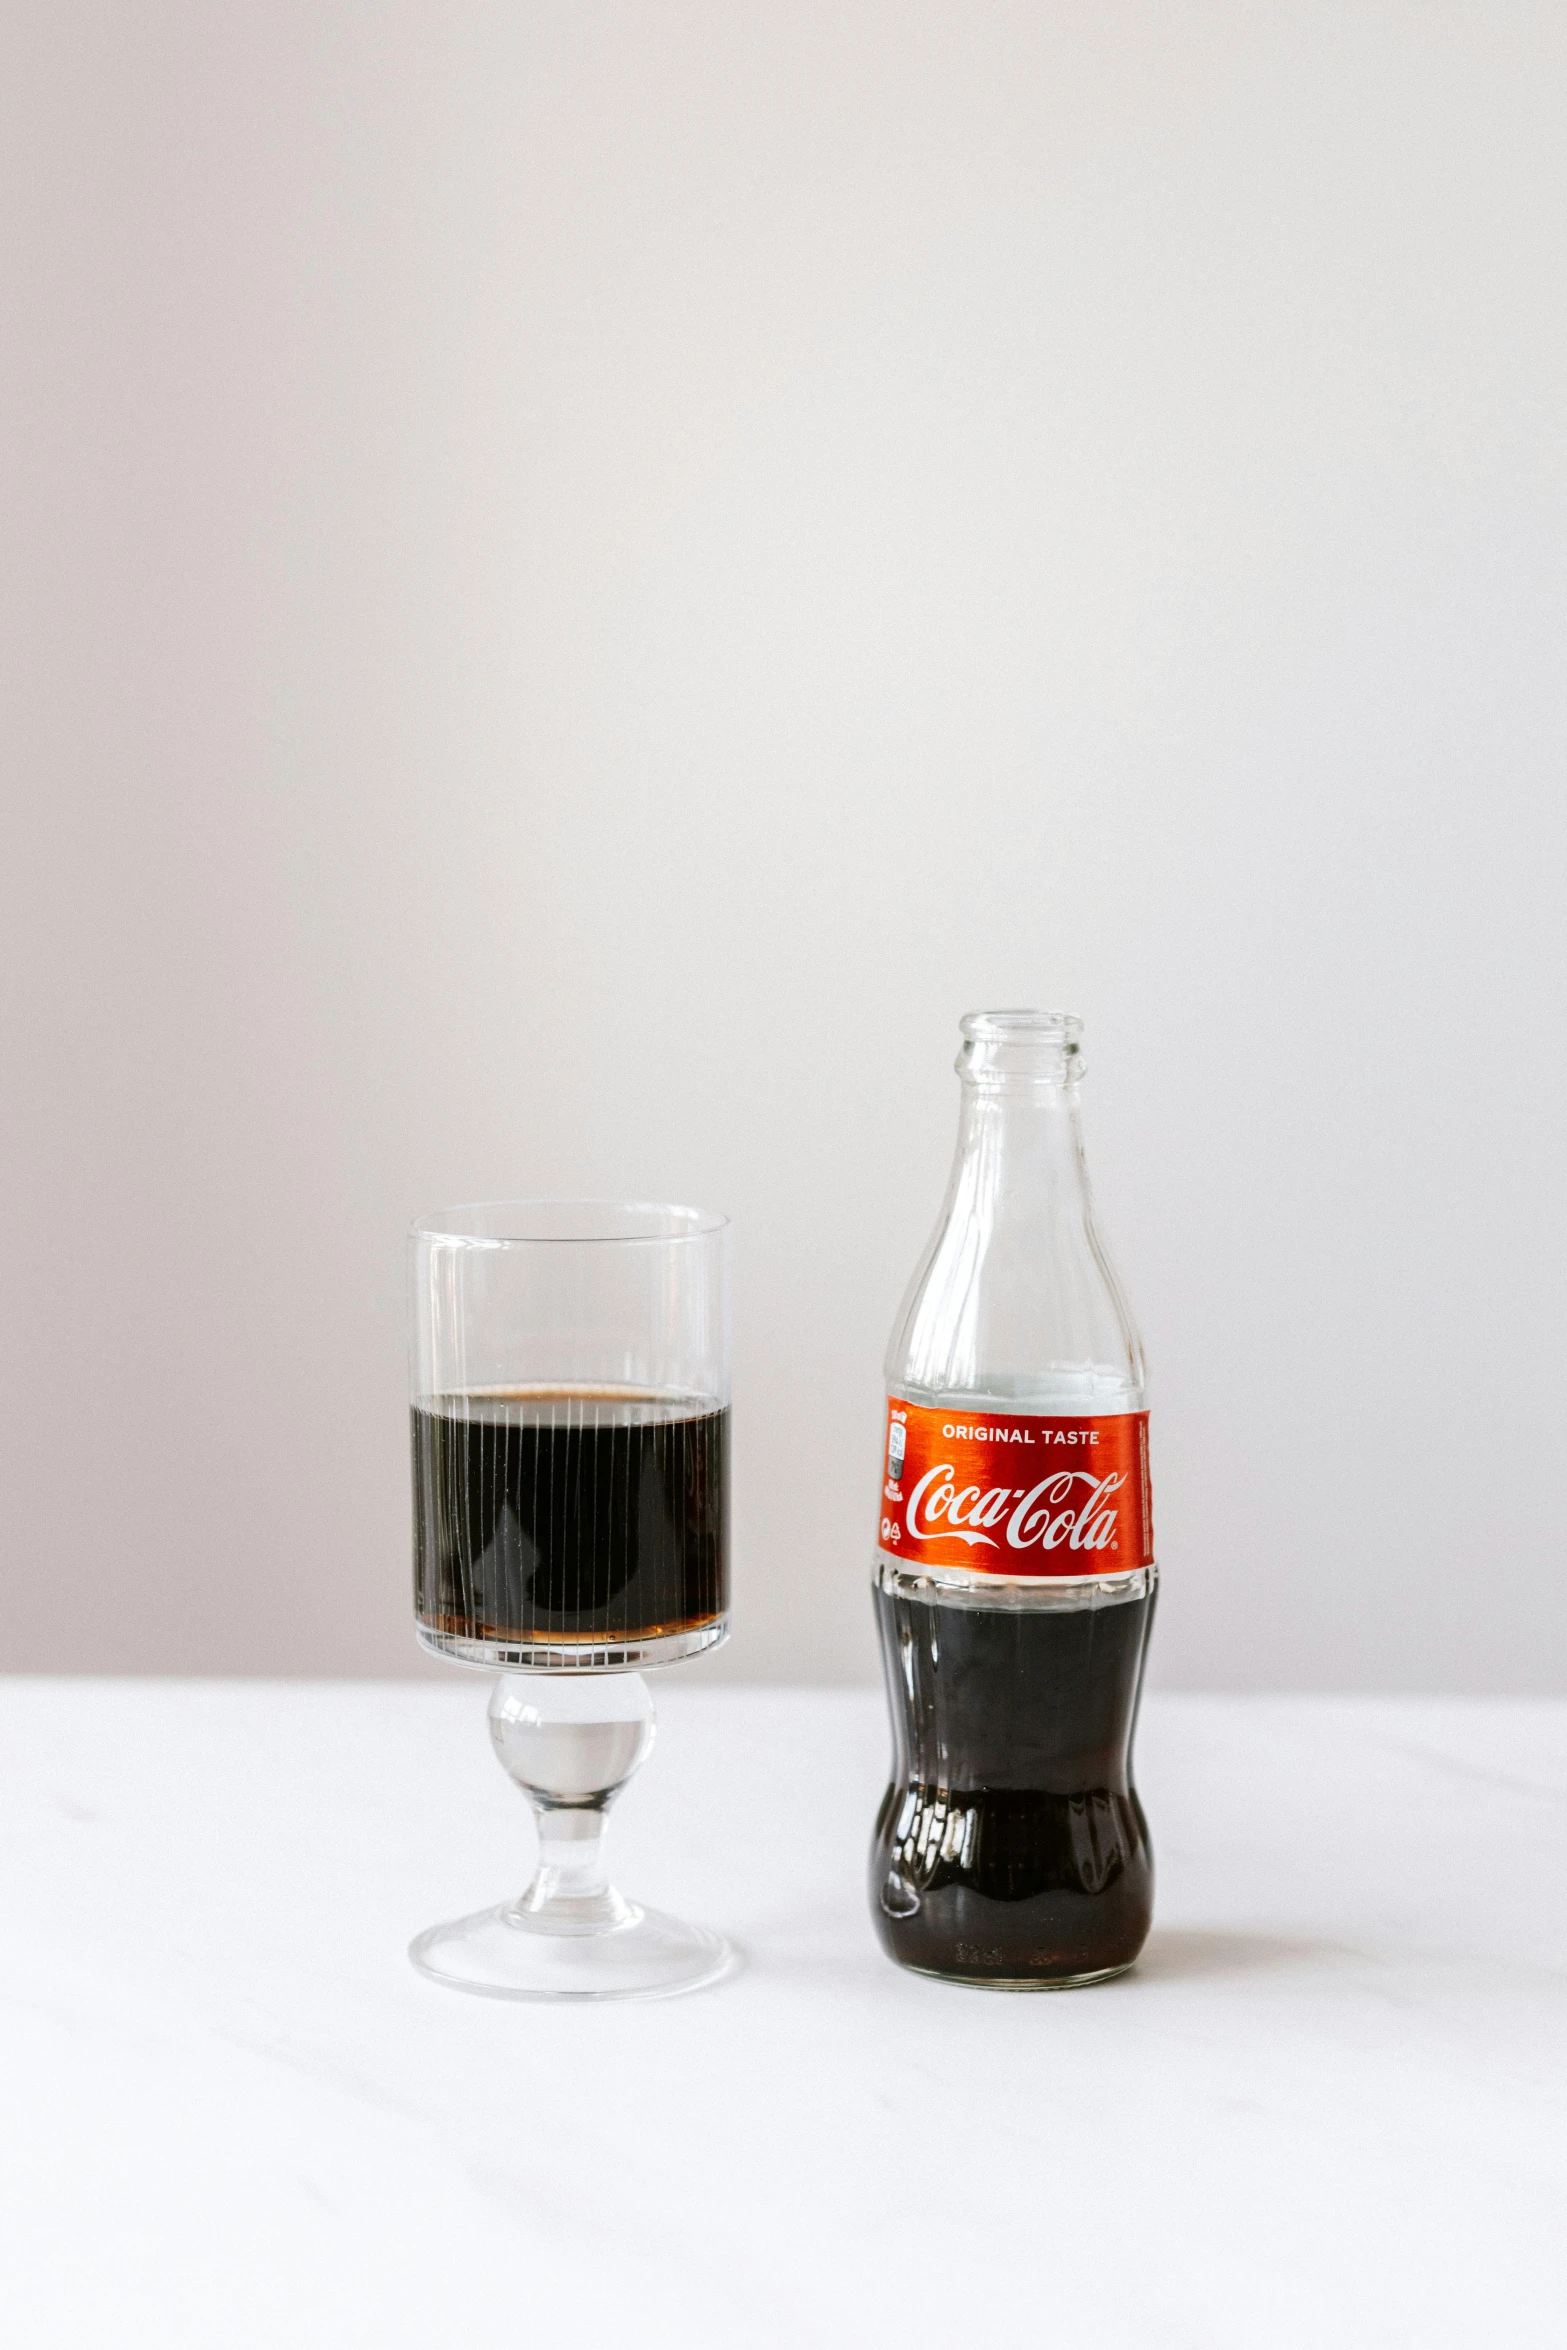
3 2 1564 1689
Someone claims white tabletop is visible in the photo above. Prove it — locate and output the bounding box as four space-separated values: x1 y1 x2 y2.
3 1681 1563 2347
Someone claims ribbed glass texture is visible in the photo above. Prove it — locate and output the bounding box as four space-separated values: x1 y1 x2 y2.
409 1202 730 1668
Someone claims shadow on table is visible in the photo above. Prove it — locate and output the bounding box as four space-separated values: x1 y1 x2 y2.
1131 1927 1340 1984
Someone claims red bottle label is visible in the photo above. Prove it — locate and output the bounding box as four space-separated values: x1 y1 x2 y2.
878 1399 1154 1577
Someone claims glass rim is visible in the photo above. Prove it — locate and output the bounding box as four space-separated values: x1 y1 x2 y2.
410 1198 730 1247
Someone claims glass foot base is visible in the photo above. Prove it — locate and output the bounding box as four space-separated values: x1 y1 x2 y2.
409 1898 735 2003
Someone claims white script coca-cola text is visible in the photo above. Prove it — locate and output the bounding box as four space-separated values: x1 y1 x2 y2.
903 1464 1125 1553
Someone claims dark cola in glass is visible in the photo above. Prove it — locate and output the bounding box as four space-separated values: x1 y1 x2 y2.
871 1012 1157 1988
413 1389 727 1658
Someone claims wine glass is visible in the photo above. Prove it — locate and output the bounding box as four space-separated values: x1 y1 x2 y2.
406 1200 733 2001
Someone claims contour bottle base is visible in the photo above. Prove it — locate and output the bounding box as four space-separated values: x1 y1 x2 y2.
900 1958 1138 1992
870 1566 1156 1988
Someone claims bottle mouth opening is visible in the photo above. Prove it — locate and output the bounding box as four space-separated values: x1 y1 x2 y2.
959 1009 1083 1048
957 1008 1084 1085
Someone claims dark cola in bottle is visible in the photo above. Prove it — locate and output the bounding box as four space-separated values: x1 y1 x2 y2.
871 1011 1157 1988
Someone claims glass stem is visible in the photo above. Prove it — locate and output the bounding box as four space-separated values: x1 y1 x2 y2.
515 1799 634 1932
488 1671 655 1937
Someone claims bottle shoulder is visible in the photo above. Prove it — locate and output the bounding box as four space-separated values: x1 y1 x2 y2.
885 1262 1147 1397
887 1073 1146 1397
889 1373 1147 1415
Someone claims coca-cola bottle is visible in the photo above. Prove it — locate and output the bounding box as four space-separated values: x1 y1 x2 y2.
871 1010 1156 1987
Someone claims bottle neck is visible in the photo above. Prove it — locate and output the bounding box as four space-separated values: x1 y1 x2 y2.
951 1014 1090 1221
886 1010 1143 1404
952 1072 1090 1213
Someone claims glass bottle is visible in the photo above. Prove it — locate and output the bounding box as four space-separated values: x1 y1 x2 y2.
871 1010 1157 1987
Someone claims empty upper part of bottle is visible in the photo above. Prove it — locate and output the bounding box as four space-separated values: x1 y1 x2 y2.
886 1010 1145 1411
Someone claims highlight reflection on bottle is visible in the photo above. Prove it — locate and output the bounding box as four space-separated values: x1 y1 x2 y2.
871 1011 1156 1989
